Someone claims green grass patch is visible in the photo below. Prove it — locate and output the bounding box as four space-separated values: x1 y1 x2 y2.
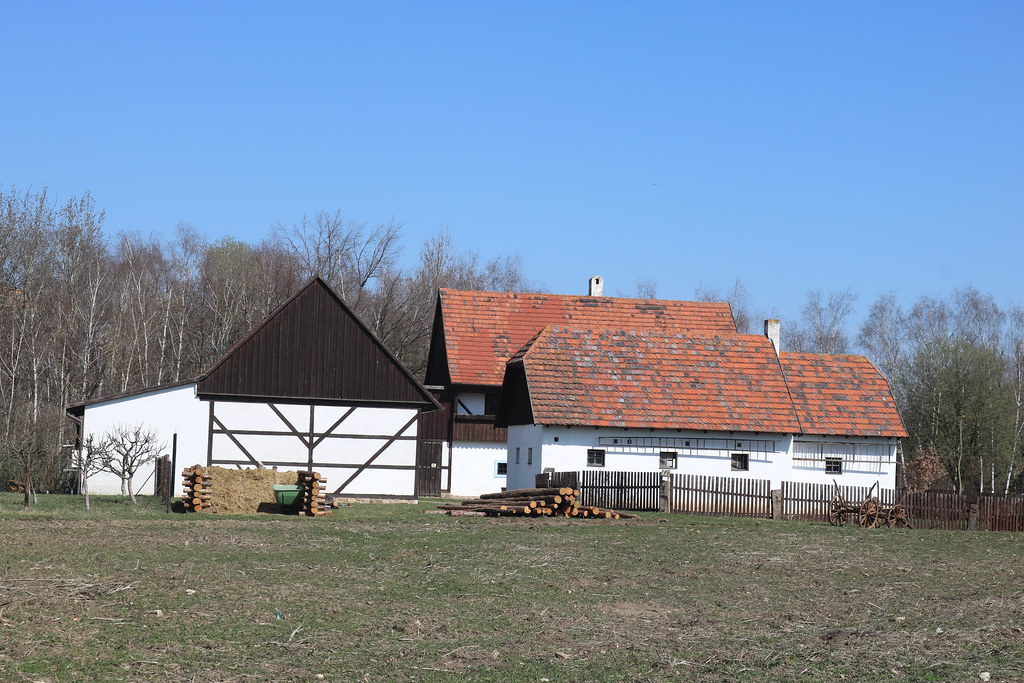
0 492 1021 681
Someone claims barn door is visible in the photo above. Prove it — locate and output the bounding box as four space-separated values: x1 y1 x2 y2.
416 440 442 497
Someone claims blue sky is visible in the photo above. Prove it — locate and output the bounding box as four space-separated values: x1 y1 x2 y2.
3 1 1022 326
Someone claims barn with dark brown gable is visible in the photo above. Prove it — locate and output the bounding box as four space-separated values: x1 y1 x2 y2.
67 277 440 499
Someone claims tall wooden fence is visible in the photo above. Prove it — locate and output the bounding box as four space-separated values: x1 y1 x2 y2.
672 474 772 518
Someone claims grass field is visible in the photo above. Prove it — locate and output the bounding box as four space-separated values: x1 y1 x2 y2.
1 493 1021 682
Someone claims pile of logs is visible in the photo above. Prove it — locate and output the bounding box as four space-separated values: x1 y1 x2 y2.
181 465 212 512
298 471 331 517
433 487 636 519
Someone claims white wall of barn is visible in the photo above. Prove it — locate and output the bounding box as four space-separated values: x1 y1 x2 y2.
448 441 507 496
506 425 897 491
79 383 207 497
80 386 421 498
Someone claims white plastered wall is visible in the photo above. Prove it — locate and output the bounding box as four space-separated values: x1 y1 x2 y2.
448 441 507 496
79 383 207 497
507 425 897 490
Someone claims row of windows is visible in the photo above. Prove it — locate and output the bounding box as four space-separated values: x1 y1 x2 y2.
498 454 844 476
584 450 843 474
514 447 533 465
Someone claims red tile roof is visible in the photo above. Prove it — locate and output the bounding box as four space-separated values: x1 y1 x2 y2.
510 327 803 433
505 328 907 437
780 352 907 438
437 289 737 386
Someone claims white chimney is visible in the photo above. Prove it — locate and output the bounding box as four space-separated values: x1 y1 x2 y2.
764 319 780 355
588 275 604 296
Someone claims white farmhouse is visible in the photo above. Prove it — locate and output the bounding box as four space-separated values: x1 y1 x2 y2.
66 278 440 499
495 324 906 490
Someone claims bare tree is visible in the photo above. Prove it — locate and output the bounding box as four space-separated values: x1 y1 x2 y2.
75 435 109 511
786 289 857 354
634 278 658 299
271 211 402 310
695 279 756 334
857 293 908 402
100 423 164 503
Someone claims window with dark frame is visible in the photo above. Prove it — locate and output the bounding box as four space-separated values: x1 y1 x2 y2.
825 457 842 475
527 447 533 465
515 447 520 464
587 449 605 467
496 461 508 476
731 452 749 471
659 451 677 469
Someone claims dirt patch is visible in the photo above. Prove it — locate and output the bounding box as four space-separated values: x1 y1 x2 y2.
208 467 300 515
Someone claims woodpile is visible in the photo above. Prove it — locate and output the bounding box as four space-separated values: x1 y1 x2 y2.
297 471 331 517
181 465 212 512
433 487 638 520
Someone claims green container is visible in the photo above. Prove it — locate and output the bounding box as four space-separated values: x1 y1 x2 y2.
272 484 303 506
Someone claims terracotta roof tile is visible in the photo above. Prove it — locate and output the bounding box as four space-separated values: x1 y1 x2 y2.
439 289 737 386
514 327 802 433
779 352 907 438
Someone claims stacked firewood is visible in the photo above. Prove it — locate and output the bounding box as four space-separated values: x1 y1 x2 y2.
181 465 212 512
434 487 636 519
298 471 331 517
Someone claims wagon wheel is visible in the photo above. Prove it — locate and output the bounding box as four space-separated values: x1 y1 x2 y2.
859 498 881 528
827 495 845 526
887 504 910 529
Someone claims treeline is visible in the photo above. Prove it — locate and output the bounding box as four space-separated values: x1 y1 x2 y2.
0 188 529 492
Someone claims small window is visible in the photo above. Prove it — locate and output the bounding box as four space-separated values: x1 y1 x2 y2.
515 447 520 465
553 436 559 443
825 457 842 475
731 453 749 471
527 447 533 465
495 461 508 476
659 451 677 469
587 449 605 467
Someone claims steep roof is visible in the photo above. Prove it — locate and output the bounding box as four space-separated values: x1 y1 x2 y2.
428 289 737 387
197 277 438 406
498 327 802 433
497 327 907 438
780 352 907 437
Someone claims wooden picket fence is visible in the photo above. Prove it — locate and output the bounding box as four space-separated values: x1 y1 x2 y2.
538 470 661 511
978 494 1024 531
672 473 772 518
537 470 1024 532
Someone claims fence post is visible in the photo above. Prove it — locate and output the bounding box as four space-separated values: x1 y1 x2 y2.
660 473 673 512
967 503 979 531
771 489 783 520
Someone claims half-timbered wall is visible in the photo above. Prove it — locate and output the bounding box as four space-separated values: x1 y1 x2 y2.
208 400 419 497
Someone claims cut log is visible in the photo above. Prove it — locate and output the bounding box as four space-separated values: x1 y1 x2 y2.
479 488 572 500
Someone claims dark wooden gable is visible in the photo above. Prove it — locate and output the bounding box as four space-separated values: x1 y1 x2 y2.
197 278 437 406
424 295 451 387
